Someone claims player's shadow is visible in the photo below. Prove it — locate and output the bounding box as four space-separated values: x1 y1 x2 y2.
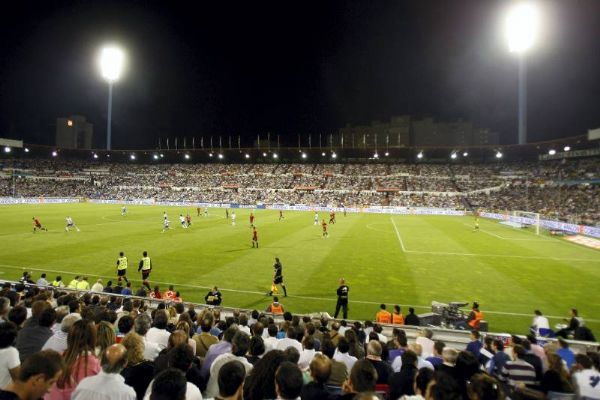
223 248 251 253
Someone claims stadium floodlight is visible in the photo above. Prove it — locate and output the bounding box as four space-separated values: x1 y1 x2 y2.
130 154 136 160
160 153 164 158
245 153 250 159
321 152 326 156
184 154 190 160
3 146 10 153
463 152 468 157
496 151 503 158
273 153 278 159
505 2 539 145
153 154 159 160
563 146 570 152
301 153 307 159
451 152 457 159
373 152 379 158
384 152 389 157
263 152 267 157
218 153 223 159
99 45 125 151
417 152 423 159
331 152 337 159
209 153 213 157
52 151 58 157
548 149 556 155
24 148 29 153
93 153 99 159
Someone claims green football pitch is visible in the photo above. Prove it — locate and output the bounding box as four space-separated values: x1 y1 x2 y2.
0 203 598 335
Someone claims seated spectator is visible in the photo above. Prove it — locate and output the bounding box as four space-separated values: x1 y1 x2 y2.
415 329 434 359
530 310 550 336
8 306 27 330
540 353 573 395
365 340 393 384
455 351 480 398
465 330 482 358
390 350 419 400
206 331 253 398
175 320 196 355
46 319 101 400
147 368 187 400
0 321 20 389
339 360 378 400
334 337 357 373
320 337 348 386
487 339 510 378
146 310 170 350
556 337 575 369
121 332 155 400
438 348 461 385
299 335 318 371
301 354 331 400
425 371 461 400
571 353 600 399
329 322 342 348
133 314 161 361
193 317 219 358
392 344 434 373
200 326 237 381
0 298 10 322
466 373 504 400
425 341 445 369
243 350 286 400
276 327 302 353
520 339 543 382
392 305 404 325
500 344 536 387
275 361 303 400
404 308 420 326
143 345 203 400
245 336 265 366
42 313 81 353
16 307 56 362
90 279 104 293
400 367 434 400
72 343 136 400
0 350 64 400
218 360 246 400
375 304 392 324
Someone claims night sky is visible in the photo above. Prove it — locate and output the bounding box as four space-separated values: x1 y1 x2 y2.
1 0 599 149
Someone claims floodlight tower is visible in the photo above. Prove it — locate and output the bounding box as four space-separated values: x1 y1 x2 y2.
506 3 539 145
99 46 125 150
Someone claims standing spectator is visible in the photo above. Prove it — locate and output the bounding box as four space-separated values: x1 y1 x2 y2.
46 319 101 400
404 308 420 326
0 322 20 389
334 279 349 319
0 350 63 400
72 344 136 400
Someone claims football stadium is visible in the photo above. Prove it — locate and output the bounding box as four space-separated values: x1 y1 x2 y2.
1 1 599 399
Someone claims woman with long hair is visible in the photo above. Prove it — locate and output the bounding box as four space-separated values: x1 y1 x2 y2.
541 353 574 394
121 332 155 400
45 319 100 400
95 321 116 357
175 320 196 354
345 329 365 359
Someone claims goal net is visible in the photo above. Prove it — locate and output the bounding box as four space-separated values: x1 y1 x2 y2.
511 210 541 235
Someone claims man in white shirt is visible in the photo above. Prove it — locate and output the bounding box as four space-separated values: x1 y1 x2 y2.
572 354 600 400
205 332 253 398
531 310 550 336
145 310 170 350
276 327 302 353
298 336 319 371
392 343 434 372
415 328 435 359
42 313 81 353
72 344 136 400
36 273 49 287
263 324 280 353
133 314 161 361
91 279 104 293
0 321 20 388
333 337 357 373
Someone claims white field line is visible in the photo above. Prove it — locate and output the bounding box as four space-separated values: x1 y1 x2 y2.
2 263 597 321
389 217 407 252
461 223 547 241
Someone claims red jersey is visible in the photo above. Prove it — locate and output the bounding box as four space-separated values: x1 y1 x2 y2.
250 214 255 222
33 219 41 227
322 221 327 231
252 230 258 240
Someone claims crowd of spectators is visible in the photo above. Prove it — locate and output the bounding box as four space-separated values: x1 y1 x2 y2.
1 278 599 400
0 158 597 224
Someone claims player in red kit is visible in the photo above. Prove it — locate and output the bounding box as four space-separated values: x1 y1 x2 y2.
32 217 48 233
252 227 258 248
329 210 336 224
250 212 255 227
321 220 329 238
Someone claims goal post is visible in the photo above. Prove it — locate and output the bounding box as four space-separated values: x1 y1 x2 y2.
512 210 541 235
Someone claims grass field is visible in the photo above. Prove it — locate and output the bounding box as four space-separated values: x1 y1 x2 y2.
0 203 598 335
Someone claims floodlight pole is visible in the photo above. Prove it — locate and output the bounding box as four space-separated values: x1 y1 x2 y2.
518 53 527 145
106 82 113 151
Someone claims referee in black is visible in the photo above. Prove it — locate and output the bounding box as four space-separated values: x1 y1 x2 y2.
334 278 349 319
268 257 287 297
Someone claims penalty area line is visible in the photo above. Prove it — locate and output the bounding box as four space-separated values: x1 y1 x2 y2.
389 217 407 252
